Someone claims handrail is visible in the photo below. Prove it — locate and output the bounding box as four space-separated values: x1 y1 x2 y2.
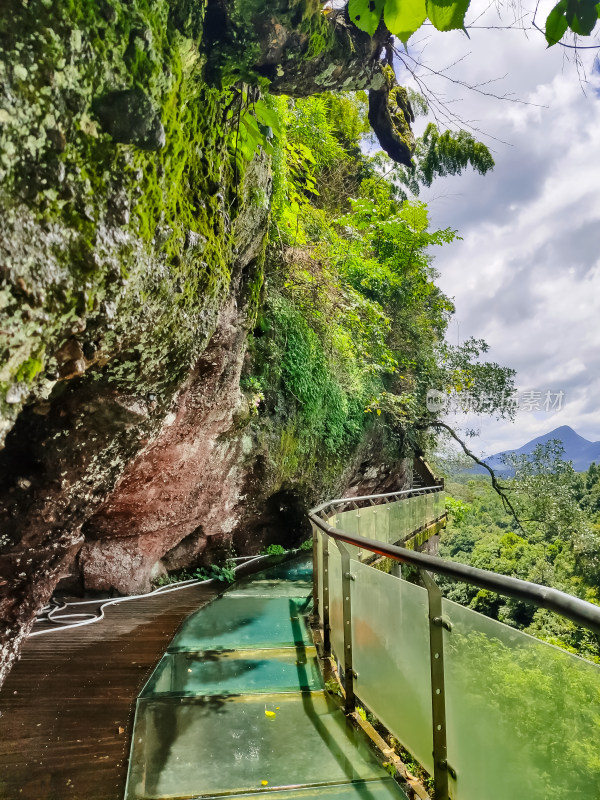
309 486 600 800
309 490 600 637
310 484 443 516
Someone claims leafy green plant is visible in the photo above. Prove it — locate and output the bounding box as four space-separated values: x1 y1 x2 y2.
382 762 396 778
241 376 265 415
251 90 512 490
241 376 263 393
193 562 236 584
153 561 237 588
260 544 287 556
152 570 195 588
445 495 471 523
299 538 313 551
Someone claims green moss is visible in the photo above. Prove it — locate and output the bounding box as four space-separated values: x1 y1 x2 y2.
14 356 44 384
306 31 328 59
274 422 303 485
244 236 267 326
0 0 250 416
381 64 415 156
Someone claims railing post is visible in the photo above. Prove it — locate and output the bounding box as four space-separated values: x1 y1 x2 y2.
311 522 319 621
421 569 451 800
354 504 362 561
322 533 331 657
337 540 355 714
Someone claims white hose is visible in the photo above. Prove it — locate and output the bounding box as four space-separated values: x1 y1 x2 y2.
29 555 266 637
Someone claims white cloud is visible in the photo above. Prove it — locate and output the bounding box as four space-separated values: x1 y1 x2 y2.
397 3 600 456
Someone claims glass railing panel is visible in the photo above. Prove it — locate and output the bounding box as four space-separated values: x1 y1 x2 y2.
434 491 445 518
420 493 431 527
351 561 434 773
356 505 377 542
442 598 600 800
332 507 359 534
363 504 389 545
408 495 420 535
425 492 434 522
331 509 363 560
343 503 390 546
328 540 345 663
373 502 390 544
388 499 408 542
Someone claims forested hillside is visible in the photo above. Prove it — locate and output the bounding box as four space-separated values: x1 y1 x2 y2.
442 441 600 660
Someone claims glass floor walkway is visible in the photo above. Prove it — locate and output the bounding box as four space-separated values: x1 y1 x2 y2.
125 557 408 799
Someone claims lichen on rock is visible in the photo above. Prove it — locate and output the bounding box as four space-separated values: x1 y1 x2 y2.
368 63 416 166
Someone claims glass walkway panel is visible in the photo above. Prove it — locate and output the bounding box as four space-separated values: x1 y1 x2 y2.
127 484 600 800
125 557 408 800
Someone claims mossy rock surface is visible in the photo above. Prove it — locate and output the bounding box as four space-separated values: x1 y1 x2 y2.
0 0 241 443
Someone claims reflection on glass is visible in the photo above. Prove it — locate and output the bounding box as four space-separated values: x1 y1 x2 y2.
443 598 600 800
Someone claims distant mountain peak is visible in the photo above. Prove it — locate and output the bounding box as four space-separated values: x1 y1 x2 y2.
544 425 591 444
472 426 600 476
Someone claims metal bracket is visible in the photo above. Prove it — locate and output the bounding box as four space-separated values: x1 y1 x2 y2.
337 540 355 714
311 523 319 620
322 536 331 657
421 569 450 800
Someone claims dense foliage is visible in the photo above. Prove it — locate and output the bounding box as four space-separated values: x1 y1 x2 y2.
441 442 600 661
241 91 513 486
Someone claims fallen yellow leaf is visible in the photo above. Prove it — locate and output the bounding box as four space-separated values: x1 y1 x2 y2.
261 780 268 786
265 710 276 719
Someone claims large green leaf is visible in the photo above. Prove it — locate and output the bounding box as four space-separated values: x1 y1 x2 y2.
425 0 471 31
254 99 282 137
384 0 428 42
545 0 569 44
348 0 385 36
566 0 599 34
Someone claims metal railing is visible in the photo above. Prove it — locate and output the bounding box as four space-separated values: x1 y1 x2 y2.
309 485 600 800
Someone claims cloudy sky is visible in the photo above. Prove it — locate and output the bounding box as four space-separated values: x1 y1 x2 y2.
395 0 600 458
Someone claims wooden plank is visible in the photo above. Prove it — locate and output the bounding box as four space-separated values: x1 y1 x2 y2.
0 584 217 800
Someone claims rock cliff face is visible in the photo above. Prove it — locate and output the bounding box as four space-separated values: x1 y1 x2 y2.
0 0 411 687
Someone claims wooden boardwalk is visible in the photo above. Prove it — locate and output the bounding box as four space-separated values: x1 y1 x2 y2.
0 584 217 800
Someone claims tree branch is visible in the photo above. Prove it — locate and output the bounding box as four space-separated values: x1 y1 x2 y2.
427 420 526 533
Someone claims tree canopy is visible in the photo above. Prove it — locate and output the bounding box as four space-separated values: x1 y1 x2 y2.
441 443 600 661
